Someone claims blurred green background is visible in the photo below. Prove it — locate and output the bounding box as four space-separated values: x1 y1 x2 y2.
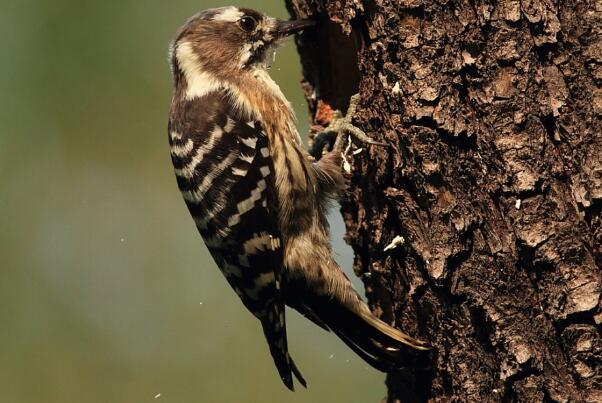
0 1 385 402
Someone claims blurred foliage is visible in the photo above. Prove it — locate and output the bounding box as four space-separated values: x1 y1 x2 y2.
0 1 382 402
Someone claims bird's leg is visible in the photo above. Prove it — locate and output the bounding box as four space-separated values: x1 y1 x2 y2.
309 94 388 161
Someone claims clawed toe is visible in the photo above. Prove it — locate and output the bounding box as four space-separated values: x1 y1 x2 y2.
309 94 388 160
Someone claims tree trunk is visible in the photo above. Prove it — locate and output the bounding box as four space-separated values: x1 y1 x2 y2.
286 0 602 401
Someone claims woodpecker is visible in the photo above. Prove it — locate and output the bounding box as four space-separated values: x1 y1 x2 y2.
167 6 429 390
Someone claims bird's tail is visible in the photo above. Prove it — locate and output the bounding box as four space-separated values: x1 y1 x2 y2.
305 294 430 372
260 309 306 391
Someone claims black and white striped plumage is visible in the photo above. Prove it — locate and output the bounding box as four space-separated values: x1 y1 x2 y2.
168 6 429 391
169 90 304 387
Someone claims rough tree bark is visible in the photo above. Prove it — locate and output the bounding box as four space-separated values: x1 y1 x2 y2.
285 0 601 401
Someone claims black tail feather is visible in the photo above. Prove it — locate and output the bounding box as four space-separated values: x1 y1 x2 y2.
290 357 307 388
261 318 306 391
306 297 430 372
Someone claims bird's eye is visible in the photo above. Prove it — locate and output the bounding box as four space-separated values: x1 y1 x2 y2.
239 15 258 32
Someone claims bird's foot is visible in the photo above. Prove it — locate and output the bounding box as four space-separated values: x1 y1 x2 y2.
309 94 387 163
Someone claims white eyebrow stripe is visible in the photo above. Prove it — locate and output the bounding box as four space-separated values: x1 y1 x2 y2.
213 7 243 22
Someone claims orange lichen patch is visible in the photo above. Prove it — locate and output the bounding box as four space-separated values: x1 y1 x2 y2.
314 100 335 126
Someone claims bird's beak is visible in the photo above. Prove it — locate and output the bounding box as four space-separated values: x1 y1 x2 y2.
275 19 316 37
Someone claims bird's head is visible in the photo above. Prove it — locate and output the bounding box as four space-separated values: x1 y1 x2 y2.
169 6 315 84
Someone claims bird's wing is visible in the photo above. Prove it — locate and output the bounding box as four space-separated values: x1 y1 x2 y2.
169 91 305 389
